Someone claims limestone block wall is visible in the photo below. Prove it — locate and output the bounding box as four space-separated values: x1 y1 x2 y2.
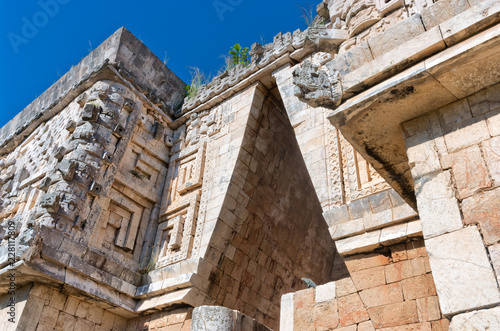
183 84 336 330
1 284 128 331
282 240 448 331
273 63 420 259
402 81 500 324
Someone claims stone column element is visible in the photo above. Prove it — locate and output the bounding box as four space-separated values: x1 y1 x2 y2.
191 306 270 331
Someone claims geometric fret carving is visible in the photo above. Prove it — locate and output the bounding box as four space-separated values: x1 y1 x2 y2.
339 132 391 202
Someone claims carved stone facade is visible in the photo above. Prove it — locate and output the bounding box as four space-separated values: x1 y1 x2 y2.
1 0 500 330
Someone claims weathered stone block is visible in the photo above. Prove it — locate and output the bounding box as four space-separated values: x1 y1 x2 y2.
344 252 391 272
426 227 500 315
468 82 500 117
315 282 336 303
416 296 441 322
357 320 376 331
313 299 339 330
449 307 500 330
482 136 500 183
431 319 450 331
488 244 500 284
338 293 370 327
368 14 426 58
40 193 60 214
336 230 381 255
442 145 491 199
462 189 500 245
385 260 413 284
421 0 469 30
294 288 314 309
359 283 403 308
81 103 100 122
58 159 78 181
350 266 386 291
405 127 443 180
414 171 463 239
367 300 419 329
401 274 436 300
443 116 490 153
336 277 357 298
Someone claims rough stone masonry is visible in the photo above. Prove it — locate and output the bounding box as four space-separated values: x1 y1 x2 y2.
0 0 500 330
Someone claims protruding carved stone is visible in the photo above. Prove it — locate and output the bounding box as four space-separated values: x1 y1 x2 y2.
39 176 52 191
88 181 102 196
40 193 60 213
113 124 126 137
124 98 135 111
250 43 265 63
76 93 88 107
65 120 77 133
57 159 77 181
82 103 101 122
168 215 185 250
53 146 66 162
102 151 113 165
293 60 343 109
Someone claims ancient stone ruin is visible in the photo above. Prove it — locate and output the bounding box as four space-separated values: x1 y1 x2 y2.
1 0 500 329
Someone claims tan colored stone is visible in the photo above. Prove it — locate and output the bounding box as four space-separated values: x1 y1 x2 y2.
416 296 441 322
358 320 376 331
74 318 93 331
482 137 500 183
39 305 59 329
336 277 357 297
359 283 404 308
462 189 500 245
313 299 339 330
55 312 77 330
406 240 427 259
63 296 80 315
338 293 370 327
368 300 419 329
294 288 314 309
401 274 437 300
443 145 491 199
386 260 413 283
390 243 408 262
378 322 432 331
431 319 450 331
344 252 391 272
350 266 386 291
75 301 89 319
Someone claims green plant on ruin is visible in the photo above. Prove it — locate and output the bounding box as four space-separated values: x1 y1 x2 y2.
184 67 207 100
297 2 324 28
217 55 237 76
229 43 249 66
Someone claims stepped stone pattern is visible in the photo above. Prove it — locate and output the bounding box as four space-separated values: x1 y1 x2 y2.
1 0 500 329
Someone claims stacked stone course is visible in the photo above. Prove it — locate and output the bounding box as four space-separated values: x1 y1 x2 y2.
1 0 500 329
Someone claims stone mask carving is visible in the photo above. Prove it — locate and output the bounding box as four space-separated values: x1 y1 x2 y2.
293 60 343 109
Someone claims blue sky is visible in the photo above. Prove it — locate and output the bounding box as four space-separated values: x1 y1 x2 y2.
0 0 311 128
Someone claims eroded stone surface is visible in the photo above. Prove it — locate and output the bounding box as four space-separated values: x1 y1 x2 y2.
426 227 500 316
